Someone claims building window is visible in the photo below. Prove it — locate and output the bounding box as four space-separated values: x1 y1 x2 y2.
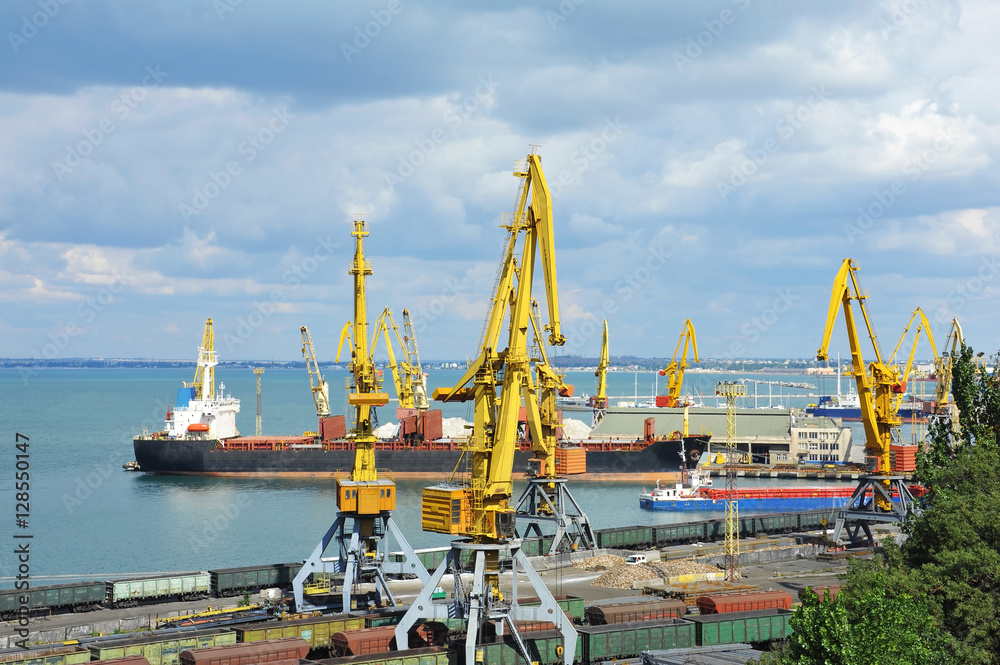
809 454 818 461
820 442 829 450
820 454 830 461
810 432 818 439
831 443 839 451
809 442 819 450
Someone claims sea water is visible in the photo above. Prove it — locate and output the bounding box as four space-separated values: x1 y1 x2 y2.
0 367 904 583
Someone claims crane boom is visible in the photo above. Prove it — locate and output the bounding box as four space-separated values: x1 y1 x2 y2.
658 319 698 407
300 326 331 417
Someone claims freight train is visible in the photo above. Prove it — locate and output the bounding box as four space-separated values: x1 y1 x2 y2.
2 591 796 665
0 564 300 621
2 510 833 620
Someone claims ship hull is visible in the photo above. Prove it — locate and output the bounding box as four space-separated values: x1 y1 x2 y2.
639 496 851 512
132 435 708 481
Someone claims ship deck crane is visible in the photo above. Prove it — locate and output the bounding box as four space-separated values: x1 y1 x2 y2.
394 152 578 665
590 320 609 425
513 300 596 555
657 319 698 407
818 259 919 545
300 326 331 417
371 308 429 412
292 219 429 613
185 318 216 400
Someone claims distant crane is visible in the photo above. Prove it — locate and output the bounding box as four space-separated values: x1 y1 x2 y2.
658 319 699 407
937 317 963 419
590 319 609 425
817 259 920 545
292 219 429 612
371 308 429 411
300 326 331 417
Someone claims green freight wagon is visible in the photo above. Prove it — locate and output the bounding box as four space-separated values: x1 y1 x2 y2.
797 510 832 531
518 595 585 622
478 630 581 665
754 513 798 535
0 645 91 665
106 573 211 608
209 563 299 597
0 582 105 619
87 628 236 665
316 646 453 665
652 522 706 546
578 619 695 661
235 614 366 648
689 609 793 646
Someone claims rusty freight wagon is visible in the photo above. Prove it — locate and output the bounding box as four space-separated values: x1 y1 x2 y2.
330 627 397 658
179 638 309 665
584 598 687 625
695 590 792 615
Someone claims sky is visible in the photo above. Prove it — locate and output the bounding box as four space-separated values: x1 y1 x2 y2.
0 0 997 363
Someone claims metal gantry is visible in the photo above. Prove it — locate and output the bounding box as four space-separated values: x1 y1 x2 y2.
253 367 264 436
716 381 745 582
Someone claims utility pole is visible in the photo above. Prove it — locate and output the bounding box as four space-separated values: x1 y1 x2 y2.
253 367 264 436
716 381 746 582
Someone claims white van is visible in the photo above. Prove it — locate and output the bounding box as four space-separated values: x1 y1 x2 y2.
624 554 647 566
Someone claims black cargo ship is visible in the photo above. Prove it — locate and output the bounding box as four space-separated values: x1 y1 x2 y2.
132 434 710 481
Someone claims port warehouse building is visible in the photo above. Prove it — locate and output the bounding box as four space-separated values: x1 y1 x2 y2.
588 407 852 464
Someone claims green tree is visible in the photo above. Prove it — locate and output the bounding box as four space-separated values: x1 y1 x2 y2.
760 572 949 665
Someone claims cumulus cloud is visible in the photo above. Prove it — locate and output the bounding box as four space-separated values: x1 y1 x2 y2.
0 1 998 359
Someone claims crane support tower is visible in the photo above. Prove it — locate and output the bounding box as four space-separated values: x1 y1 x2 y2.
292 219 429 612
253 367 264 436
716 381 745 582
514 300 596 555
300 326 331 417
657 319 699 407
817 259 920 546
394 152 579 665
590 320 609 426
937 318 963 420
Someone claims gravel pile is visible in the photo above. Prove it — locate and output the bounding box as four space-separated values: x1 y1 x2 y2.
572 554 626 571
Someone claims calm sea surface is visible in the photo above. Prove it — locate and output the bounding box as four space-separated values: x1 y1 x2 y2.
0 367 916 584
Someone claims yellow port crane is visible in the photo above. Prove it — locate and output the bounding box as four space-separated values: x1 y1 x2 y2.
590 319 609 425
514 300 596 554
887 307 940 419
370 308 429 411
292 219 429 612
817 259 920 545
185 318 216 400
394 152 578 665
658 319 699 407
937 317 963 418
299 326 331 417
